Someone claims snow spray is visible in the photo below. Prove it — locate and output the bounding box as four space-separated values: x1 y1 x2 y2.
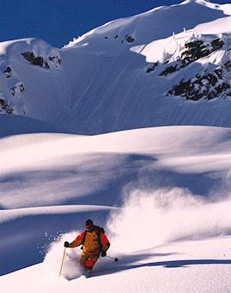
107 187 231 253
43 232 82 280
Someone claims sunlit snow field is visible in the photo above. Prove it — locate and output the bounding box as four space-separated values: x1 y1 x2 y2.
1 123 231 292
1 0 231 292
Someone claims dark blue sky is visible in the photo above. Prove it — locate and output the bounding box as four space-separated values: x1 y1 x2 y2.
0 0 229 48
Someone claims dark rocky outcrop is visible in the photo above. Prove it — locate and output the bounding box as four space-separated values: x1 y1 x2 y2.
21 52 50 68
10 83 25 96
3 66 12 78
159 37 225 76
168 61 231 101
0 98 13 114
48 56 62 66
19 83 25 93
146 62 159 73
21 51 62 69
125 35 135 43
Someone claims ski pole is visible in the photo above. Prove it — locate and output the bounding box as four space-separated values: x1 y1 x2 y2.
106 255 119 262
59 247 66 277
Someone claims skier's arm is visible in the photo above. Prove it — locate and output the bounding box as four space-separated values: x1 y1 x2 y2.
100 233 110 252
69 232 85 248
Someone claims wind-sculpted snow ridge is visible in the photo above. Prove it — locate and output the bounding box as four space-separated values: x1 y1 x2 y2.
65 0 230 49
1 125 231 276
0 1 231 134
0 114 68 138
0 125 231 291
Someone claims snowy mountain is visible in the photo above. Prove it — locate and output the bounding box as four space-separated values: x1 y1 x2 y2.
1 1 231 292
0 0 231 135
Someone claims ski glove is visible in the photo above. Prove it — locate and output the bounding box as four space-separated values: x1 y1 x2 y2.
101 251 106 257
64 241 70 248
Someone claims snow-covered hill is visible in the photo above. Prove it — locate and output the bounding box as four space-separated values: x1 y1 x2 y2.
1 1 231 292
0 0 231 134
1 236 231 293
0 125 231 292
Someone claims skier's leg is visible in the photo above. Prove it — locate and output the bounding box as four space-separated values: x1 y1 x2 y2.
80 253 89 268
84 254 99 270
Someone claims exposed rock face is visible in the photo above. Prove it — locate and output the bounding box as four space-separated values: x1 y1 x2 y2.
0 41 62 116
0 98 13 114
3 66 12 78
1 63 26 115
146 36 230 101
48 56 62 67
10 83 25 97
21 52 62 69
21 52 50 68
159 37 224 76
146 62 159 73
168 60 231 101
182 38 224 61
103 33 135 44
125 35 135 43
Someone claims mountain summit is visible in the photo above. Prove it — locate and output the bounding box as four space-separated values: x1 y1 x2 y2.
0 0 230 134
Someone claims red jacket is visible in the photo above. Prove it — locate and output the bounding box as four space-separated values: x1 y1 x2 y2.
70 228 110 255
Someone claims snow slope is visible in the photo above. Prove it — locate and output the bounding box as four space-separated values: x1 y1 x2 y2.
0 0 231 134
0 124 231 292
1 1 231 292
1 237 231 293
0 114 67 138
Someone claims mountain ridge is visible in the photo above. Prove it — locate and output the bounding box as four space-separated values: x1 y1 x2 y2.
0 0 231 134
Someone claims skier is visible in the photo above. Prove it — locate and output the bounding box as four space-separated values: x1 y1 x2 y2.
64 219 110 272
